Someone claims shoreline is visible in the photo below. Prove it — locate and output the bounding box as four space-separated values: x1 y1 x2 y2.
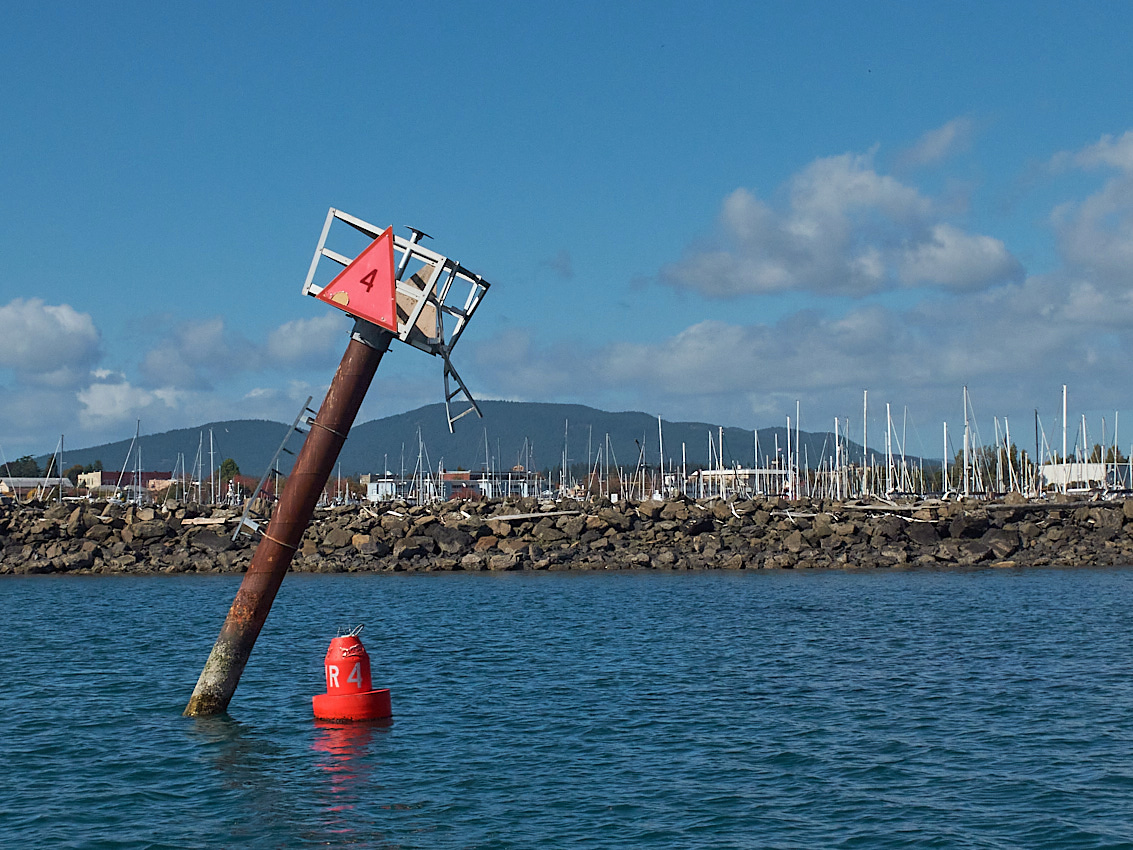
3 494 1132 576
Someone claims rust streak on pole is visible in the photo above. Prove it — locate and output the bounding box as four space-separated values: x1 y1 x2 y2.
184 324 392 717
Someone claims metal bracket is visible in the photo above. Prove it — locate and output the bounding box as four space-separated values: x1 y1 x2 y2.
351 318 395 352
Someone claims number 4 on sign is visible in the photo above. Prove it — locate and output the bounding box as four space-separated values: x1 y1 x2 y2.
315 226 398 332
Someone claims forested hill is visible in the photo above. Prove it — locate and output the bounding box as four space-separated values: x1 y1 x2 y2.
38 401 900 479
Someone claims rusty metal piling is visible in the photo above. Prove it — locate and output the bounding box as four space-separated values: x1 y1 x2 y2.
184 324 392 717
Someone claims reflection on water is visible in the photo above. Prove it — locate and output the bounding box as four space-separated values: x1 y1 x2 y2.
187 715 290 802
313 720 393 844
313 720 386 789
189 713 398 846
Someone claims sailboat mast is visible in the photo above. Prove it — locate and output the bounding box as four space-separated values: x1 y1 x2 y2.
862 389 869 496
886 402 893 494
786 416 792 500
1062 384 1068 467
963 386 970 498
795 400 800 493
943 421 949 495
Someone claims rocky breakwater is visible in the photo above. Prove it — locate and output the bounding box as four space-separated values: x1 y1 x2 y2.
0 500 254 575
3 494 1133 575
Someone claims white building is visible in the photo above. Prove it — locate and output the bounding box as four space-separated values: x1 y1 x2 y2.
1040 462 1107 490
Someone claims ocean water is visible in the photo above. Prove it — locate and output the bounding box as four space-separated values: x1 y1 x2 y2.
3 568 1133 848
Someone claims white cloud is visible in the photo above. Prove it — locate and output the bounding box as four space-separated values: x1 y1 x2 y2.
1052 130 1133 174
1050 177 1133 283
470 242 1133 451
897 224 1021 290
1044 133 1133 287
138 313 353 390
76 378 182 429
0 298 101 385
660 150 1021 297
138 317 257 390
265 312 350 365
897 117 975 169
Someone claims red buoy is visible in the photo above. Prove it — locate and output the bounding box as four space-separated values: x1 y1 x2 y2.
312 628 391 722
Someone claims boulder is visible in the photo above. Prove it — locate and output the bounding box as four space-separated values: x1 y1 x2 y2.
958 540 993 564
84 524 114 543
949 513 989 539
487 519 513 537
811 514 835 538
393 535 434 558
489 553 520 571
556 516 586 538
322 527 353 550
599 510 632 532
685 517 715 536
711 501 733 521
872 516 906 540
44 504 71 521
982 528 1019 559
425 524 474 554
533 522 567 543
460 552 486 570
905 522 940 546
474 535 499 552
357 539 391 557
660 502 689 521
499 538 529 556
190 531 233 553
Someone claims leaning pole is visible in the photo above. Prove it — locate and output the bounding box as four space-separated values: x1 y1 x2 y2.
184 324 391 717
184 209 490 717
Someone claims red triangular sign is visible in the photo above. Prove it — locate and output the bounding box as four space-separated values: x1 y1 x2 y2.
316 227 397 332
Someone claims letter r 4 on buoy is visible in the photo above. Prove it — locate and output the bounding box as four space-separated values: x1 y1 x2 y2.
347 662 363 689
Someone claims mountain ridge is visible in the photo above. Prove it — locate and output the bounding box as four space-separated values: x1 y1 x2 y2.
32 401 916 479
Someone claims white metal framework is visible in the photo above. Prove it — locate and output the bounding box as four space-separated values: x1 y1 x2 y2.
302 208 491 431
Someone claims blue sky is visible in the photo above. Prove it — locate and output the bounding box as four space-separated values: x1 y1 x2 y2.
4 1 1133 463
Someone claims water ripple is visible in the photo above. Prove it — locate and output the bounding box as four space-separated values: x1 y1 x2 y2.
3 569 1133 847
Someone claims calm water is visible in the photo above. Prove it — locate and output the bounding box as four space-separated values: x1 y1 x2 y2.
3 568 1133 848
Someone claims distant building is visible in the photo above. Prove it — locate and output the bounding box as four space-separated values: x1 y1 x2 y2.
365 469 542 503
0 477 75 499
1040 462 1107 490
78 470 175 495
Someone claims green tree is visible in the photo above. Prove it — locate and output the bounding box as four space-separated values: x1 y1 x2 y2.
63 464 85 484
1088 443 1129 464
219 458 240 482
4 456 41 477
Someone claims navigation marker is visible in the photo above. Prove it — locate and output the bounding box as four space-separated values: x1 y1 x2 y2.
315 226 397 332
